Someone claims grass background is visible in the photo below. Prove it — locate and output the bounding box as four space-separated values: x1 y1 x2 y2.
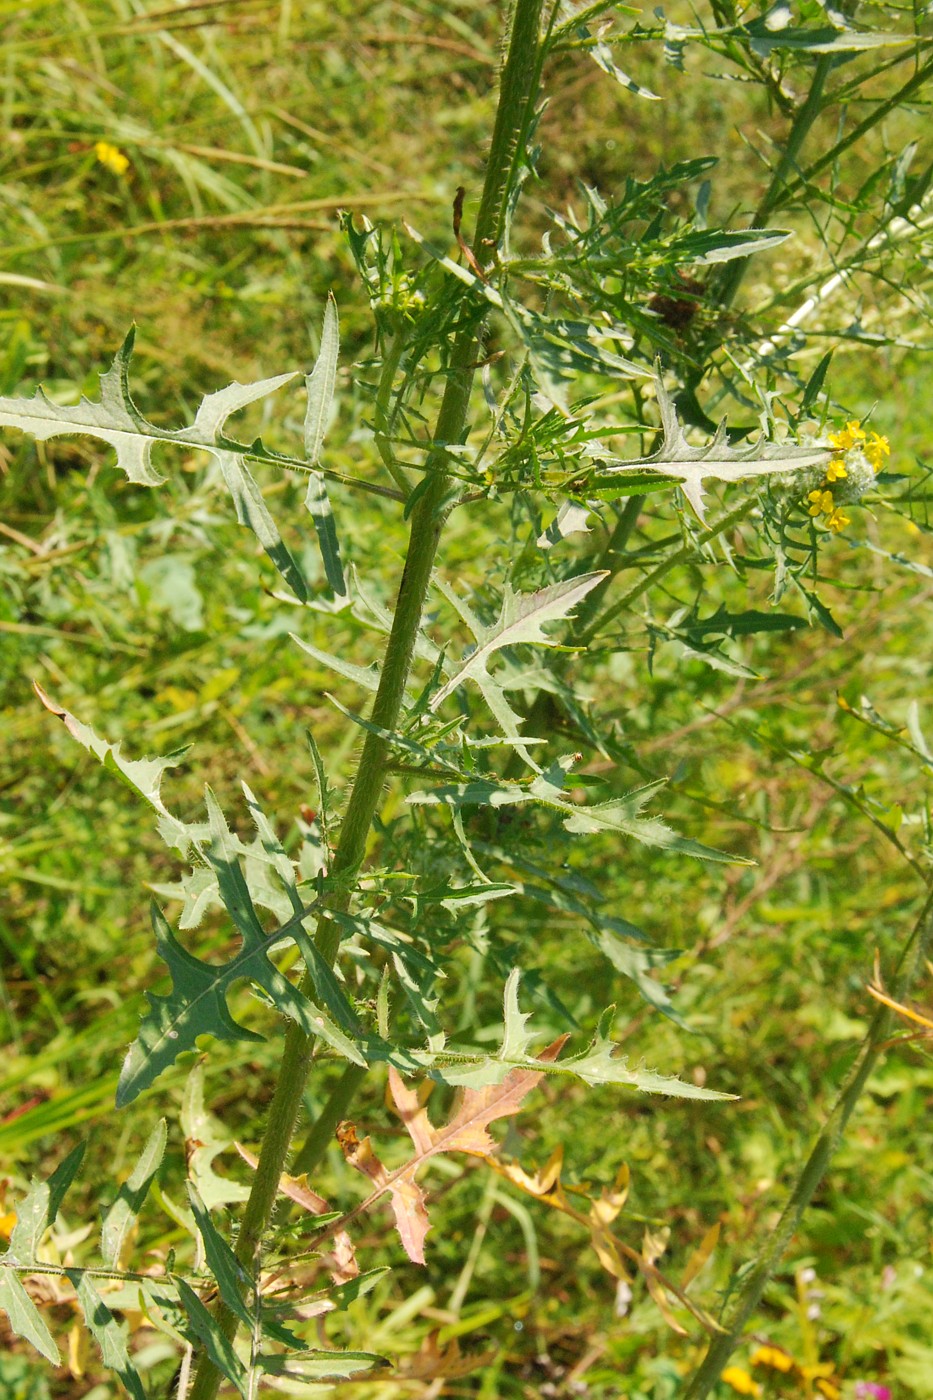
1 2 932 1397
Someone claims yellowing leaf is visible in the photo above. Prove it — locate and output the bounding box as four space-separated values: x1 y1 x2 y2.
588 1162 631 1282
681 1221 721 1290
336 1120 430 1265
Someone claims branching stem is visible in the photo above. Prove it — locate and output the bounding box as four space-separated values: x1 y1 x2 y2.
186 3 546 1394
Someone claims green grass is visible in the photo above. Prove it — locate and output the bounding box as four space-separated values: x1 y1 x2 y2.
2 2 932 1396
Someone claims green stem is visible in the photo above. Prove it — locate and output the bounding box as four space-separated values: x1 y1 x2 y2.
712 57 832 310
291 1063 369 1177
682 887 933 1400
186 4 546 1395
772 53 933 215
577 497 756 648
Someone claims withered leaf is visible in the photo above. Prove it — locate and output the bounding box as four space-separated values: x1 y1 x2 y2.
337 1039 563 1263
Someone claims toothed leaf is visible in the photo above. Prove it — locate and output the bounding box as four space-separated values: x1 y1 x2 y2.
592 372 830 521
69 1271 147 1400
176 1277 248 1396
0 331 331 596
101 1120 167 1268
0 1271 60 1365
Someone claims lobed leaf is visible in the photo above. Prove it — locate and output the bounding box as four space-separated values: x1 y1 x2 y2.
0 329 349 598
408 973 733 1101
409 767 746 864
34 684 195 853
117 894 366 1108
590 373 830 521
339 1040 563 1263
429 573 607 760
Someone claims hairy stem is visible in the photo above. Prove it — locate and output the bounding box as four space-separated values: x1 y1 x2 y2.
290 1063 369 1177
682 887 933 1399
186 3 546 1395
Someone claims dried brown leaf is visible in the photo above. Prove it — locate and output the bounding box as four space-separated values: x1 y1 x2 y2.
681 1221 720 1291
336 1040 564 1263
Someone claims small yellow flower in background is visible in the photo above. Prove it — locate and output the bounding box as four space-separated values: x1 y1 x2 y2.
826 507 850 533
750 1344 794 1373
865 431 890 473
825 458 847 482
721 1367 761 1397
815 1380 841 1400
94 140 130 176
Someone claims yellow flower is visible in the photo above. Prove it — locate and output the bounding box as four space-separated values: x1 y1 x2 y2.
750 1345 794 1373
828 419 867 452
808 489 833 517
865 431 890 473
94 140 129 176
825 458 847 482
826 508 850 533
827 419 890 473
815 1381 841 1400
801 1363 837 1381
721 1367 761 1397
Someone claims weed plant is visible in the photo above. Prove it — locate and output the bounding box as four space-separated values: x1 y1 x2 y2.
1 2 932 1398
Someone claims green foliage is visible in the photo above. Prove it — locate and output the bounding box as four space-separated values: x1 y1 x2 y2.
1 0 931 1396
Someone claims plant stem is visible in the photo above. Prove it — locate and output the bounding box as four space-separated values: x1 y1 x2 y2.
577 497 756 648
186 4 545 1395
711 56 832 311
772 53 933 215
681 887 933 1400
290 1062 368 1176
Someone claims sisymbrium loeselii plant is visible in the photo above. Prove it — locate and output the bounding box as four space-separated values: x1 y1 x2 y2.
1 2 932 1397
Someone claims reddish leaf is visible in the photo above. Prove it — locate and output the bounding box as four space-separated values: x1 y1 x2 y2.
337 1039 564 1263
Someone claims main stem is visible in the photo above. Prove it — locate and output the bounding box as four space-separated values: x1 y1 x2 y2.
187 3 545 1395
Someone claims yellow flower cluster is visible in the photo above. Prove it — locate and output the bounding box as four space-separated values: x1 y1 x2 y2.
721 1366 761 1396
94 140 130 176
738 1343 841 1399
828 419 890 471
750 1345 793 1373
806 419 890 533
